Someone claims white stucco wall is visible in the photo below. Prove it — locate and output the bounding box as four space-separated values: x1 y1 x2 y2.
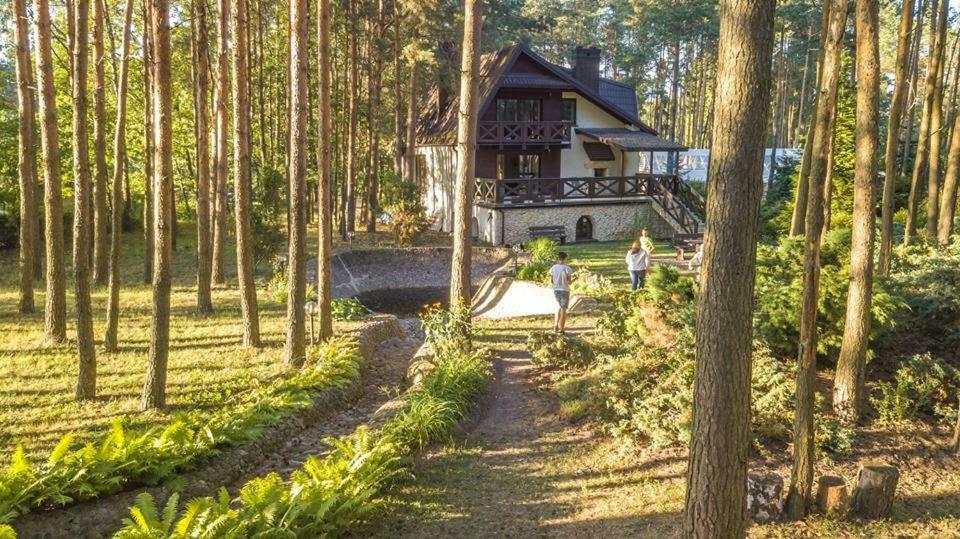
560 91 641 178
419 146 458 232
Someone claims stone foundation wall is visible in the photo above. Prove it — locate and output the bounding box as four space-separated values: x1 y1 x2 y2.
496 200 675 246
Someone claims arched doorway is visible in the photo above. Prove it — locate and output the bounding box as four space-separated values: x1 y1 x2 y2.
576 216 594 242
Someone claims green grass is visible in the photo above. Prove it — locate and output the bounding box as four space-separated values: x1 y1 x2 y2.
0 225 357 462
562 240 676 287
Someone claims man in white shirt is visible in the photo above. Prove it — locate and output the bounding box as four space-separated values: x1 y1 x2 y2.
626 241 651 291
550 252 575 333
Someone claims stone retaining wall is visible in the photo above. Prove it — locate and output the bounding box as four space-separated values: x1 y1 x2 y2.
497 200 675 246
12 316 403 539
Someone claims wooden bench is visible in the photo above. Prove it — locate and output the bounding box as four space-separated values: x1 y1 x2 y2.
529 225 567 244
672 232 704 260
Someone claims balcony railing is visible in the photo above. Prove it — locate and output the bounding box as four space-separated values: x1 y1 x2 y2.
474 174 681 205
477 120 572 145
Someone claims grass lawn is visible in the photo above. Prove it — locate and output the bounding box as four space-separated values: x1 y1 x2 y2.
0 224 361 461
561 239 678 287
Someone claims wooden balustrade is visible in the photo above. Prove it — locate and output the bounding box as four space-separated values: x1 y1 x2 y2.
477 120 572 145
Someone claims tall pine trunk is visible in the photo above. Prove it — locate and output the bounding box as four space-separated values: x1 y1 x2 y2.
72 0 98 401
404 56 419 186
143 0 155 284
833 0 880 425
232 0 261 348
904 0 942 244
393 14 404 177
366 0 385 233
316 0 333 340
36 0 67 343
193 0 214 314
449 0 482 305
142 0 174 410
14 0 37 314
925 0 949 238
105 0 135 352
212 0 231 285
92 0 109 286
682 0 776 535
785 0 848 519
345 0 358 234
880 0 917 275
284 0 309 366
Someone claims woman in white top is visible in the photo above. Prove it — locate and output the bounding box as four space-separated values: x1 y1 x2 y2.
626 241 651 291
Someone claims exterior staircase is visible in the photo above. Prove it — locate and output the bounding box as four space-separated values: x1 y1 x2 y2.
648 178 705 235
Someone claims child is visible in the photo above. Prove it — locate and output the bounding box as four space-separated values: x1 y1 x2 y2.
626 241 651 291
550 252 575 333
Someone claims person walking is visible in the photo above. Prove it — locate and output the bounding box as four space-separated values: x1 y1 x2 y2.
639 227 655 254
626 241 651 291
550 251 575 333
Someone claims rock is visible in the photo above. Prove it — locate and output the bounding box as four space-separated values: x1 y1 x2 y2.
815 475 849 516
747 473 784 523
851 463 899 519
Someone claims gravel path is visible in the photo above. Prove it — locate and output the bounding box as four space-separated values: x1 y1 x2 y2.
230 319 424 487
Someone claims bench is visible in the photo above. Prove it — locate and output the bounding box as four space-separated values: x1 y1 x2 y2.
529 226 567 244
671 232 704 260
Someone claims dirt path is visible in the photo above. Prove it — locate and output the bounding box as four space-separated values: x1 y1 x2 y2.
231 319 423 487
364 318 686 538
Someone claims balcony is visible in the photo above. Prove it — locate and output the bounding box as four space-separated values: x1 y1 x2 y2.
474 174 680 206
477 120 572 146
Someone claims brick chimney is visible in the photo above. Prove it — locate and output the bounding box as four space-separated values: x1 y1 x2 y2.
572 45 601 93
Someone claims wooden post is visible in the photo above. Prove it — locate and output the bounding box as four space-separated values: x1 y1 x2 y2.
816 475 849 516
851 463 899 519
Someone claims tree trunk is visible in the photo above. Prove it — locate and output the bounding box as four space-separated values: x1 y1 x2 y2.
669 39 680 141
142 0 174 410
232 0 261 348
345 0 358 234
905 0 942 245
36 0 67 343
785 0 848 520
105 0 135 352
143 0 155 284
92 0 109 286
212 0 231 285
316 0 333 341
366 0 385 233
13 0 37 314
925 0 949 238
938 88 960 246
851 464 900 519
393 14 404 177
193 0 214 314
284 0 309 366
833 0 880 425
767 26 785 199
404 57 419 185
880 0 917 275
682 1 776 536
449 0 482 306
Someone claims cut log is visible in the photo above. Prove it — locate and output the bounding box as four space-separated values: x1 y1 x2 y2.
747 473 784 523
815 475 849 516
851 463 899 519
951 394 959 456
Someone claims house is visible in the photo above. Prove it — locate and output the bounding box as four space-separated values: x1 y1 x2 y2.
416 43 703 246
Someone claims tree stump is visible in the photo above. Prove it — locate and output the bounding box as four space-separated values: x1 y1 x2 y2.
951 394 959 456
815 475 849 516
851 463 899 519
747 473 784 523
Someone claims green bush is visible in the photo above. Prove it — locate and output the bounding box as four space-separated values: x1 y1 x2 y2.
0 339 365 525
871 353 959 424
570 267 615 299
331 297 369 320
754 231 902 359
527 237 558 264
516 260 551 283
114 325 491 538
421 301 474 359
643 264 697 328
526 332 596 370
265 265 317 304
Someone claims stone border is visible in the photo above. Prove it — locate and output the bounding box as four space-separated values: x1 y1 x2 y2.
12 315 403 539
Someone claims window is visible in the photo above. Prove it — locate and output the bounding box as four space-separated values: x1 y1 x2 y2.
497 98 541 122
562 99 577 124
593 167 608 177
497 153 541 179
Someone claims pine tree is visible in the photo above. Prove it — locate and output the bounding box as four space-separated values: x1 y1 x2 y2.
92 0 110 286
13 0 38 314
193 0 214 314
316 0 334 341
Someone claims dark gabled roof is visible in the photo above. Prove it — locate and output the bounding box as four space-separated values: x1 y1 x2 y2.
418 44 656 145
577 128 688 152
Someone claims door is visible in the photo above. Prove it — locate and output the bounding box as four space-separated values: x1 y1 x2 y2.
576 216 593 241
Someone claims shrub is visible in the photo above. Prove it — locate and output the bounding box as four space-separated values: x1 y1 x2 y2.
331 297 369 320
570 267 615 299
265 260 317 304
527 237 558 264
643 264 697 329
421 301 474 358
516 260 551 283
871 353 959 424
526 332 596 370
596 290 638 343
386 181 429 247
817 417 857 457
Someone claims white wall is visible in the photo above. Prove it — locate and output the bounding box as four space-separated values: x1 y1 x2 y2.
560 91 641 178
419 145 458 232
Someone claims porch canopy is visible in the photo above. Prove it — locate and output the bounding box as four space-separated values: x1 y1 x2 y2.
576 127 687 152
